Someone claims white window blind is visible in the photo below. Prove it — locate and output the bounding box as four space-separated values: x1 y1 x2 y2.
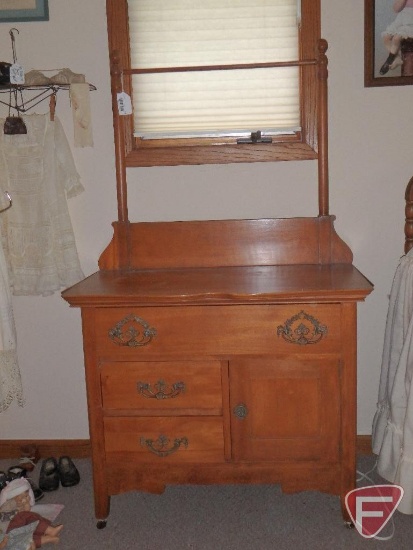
127 0 300 138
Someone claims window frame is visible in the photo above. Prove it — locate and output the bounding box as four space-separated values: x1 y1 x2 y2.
106 0 321 167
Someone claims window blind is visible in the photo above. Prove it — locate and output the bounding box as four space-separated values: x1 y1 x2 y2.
127 0 300 138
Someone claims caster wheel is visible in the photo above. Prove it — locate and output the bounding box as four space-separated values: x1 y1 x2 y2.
344 521 354 529
96 520 107 529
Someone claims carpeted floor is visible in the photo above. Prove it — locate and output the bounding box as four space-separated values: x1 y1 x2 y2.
1 455 412 549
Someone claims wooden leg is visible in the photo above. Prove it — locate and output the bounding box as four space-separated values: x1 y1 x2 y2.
341 493 354 527
95 492 110 528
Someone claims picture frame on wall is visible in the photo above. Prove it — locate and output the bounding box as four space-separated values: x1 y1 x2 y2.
0 0 49 22
365 0 413 87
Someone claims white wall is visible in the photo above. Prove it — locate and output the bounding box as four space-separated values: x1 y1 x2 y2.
0 0 410 438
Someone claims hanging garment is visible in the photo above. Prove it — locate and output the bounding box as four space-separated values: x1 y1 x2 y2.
0 114 84 296
372 247 413 514
70 83 93 148
0 221 23 411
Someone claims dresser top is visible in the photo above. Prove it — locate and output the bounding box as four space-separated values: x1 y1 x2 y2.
62 264 373 307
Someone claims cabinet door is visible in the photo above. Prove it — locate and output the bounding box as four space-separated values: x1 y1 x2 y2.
230 357 341 462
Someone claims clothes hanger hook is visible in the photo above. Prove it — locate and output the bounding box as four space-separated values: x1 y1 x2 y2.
0 192 12 213
9 28 19 64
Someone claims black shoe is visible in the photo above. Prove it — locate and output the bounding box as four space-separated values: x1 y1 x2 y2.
58 456 80 487
7 466 27 480
27 477 44 502
39 457 60 492
379 61 391 75
380 53 397 75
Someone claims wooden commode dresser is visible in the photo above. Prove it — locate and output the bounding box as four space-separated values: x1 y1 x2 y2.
62 12 373 527
62 217 372 527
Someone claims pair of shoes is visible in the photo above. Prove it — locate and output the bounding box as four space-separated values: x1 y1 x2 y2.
39 456 80 492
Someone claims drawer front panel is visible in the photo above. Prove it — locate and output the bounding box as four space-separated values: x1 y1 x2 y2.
95 304 341 357
104 417 224 463
101 360 223 412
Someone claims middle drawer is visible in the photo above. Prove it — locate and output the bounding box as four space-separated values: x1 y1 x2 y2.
101 360 223 414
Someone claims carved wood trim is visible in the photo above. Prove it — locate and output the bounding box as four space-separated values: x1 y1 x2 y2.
98 221 131 270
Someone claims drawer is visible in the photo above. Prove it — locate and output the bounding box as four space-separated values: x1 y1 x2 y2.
104 417 225 463
101 360 223 413
95 304 341 357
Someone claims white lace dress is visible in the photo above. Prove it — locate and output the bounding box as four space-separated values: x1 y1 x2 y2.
0 114 84 296
0 227 23 412
372 248 413 514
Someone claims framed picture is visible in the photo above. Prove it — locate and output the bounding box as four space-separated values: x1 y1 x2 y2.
365 0 413 87
0 0 49 23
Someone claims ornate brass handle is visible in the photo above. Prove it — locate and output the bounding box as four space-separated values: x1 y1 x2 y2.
140 435 189 457
233 403 248 419
277 310 328 345
108 314 157 347
137 380 186 399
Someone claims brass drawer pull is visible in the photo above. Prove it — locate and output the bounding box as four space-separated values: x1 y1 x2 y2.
277 310 328 345
137 380 186 400
108 314 157 347
233 403 248 419
140 435 189 457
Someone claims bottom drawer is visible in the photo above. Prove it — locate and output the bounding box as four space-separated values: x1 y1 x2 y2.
104 417 225 463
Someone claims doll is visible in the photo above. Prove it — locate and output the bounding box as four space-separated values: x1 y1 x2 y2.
0 479 63 548
380 0 413 74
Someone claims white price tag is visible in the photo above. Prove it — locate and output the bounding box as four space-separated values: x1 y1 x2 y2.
117 92 132 115
9 63 25 85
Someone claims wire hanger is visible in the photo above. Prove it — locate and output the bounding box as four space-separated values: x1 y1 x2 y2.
0 192 12 213
0 28 97 125
4 29 27 135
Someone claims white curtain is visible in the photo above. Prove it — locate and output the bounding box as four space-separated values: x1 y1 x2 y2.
372 247 413 514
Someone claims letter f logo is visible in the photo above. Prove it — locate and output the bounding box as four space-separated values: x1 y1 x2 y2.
345 485 404 538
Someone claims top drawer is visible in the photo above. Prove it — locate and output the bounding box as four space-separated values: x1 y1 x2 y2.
94 304 342 358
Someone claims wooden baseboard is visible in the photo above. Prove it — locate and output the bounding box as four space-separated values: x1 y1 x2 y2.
0 440 91 460
0 436 372 460
356 435 373 456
